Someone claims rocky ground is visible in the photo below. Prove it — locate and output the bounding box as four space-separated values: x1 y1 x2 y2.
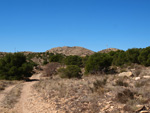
46 46 95 57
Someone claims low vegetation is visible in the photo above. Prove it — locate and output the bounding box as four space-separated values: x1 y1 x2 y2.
0 53 34 80
58 65 82 78
85 53 112 74
34 75 150 112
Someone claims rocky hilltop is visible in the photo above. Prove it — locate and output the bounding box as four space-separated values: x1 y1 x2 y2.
99 48 120 53
46 46 95 56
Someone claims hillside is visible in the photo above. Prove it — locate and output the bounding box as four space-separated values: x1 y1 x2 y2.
0 52 8 58
46 46 95 56
99 48 120 53
0 47 150 113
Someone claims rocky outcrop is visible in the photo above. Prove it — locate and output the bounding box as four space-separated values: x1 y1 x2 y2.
46 46 95 56
99 48 120 53
118 71 134 77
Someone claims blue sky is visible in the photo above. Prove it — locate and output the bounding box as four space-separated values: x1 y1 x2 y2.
0 0 150 52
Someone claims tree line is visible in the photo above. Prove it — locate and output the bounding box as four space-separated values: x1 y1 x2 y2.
0 46 150 80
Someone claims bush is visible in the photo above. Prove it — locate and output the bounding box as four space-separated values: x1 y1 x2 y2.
82 55 89 67
112 51 128 66
85 53 112 74
64 55 82 67
0 53 33 80
44 62 60 77
126 48 141 64
116 89 134 103
90 78 107 95
115 79 128 87
49 54 64 63
43 59 48 65
58 65 82 78
138 47 150 66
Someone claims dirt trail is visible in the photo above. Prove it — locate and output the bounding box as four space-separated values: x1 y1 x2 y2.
14 73 41 113
0 73 56 113
11 73 56 113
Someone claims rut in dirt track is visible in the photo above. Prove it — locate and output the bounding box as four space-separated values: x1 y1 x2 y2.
17 73 41 113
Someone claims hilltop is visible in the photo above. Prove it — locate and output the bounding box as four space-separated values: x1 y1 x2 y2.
46 46 95 56
99 48 120 53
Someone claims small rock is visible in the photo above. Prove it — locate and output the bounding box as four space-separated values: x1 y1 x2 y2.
118 71 133 77
136 105 144 108
140 111 149 113
135 77 141 80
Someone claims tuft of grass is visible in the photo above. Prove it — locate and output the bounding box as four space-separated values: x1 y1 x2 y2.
115 79 128 87
116 89 134 103
90 78 107 95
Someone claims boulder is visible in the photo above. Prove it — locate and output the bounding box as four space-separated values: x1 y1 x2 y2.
118 71 133 77
143 76 150 79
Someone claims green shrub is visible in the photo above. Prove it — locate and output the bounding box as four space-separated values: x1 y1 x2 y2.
126 48 141 64
0 53 33 80
85 53 112 74
82 55 89 67
64 55 82 67
49 54 64 63
58 65 82 78
112 51 128 66
43 59 48 65
138 46 150 66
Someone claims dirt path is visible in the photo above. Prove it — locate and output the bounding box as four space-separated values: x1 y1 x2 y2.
21 74 40 113
0 73 56 113
14 73 41 113
10 73 56 113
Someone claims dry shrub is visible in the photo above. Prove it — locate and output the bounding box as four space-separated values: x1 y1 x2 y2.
115 79 128 87
132 69 141 76
34 76 105 113
116 89 134 103
90 78 107 95
44 62 60 77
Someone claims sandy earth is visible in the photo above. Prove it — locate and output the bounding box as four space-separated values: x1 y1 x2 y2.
0 73 57 113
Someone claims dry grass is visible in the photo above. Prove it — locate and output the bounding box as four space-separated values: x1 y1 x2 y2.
115 78 129 87
1 84 23 109
0 80 21 92
33 73 150 113
34 75 109 113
